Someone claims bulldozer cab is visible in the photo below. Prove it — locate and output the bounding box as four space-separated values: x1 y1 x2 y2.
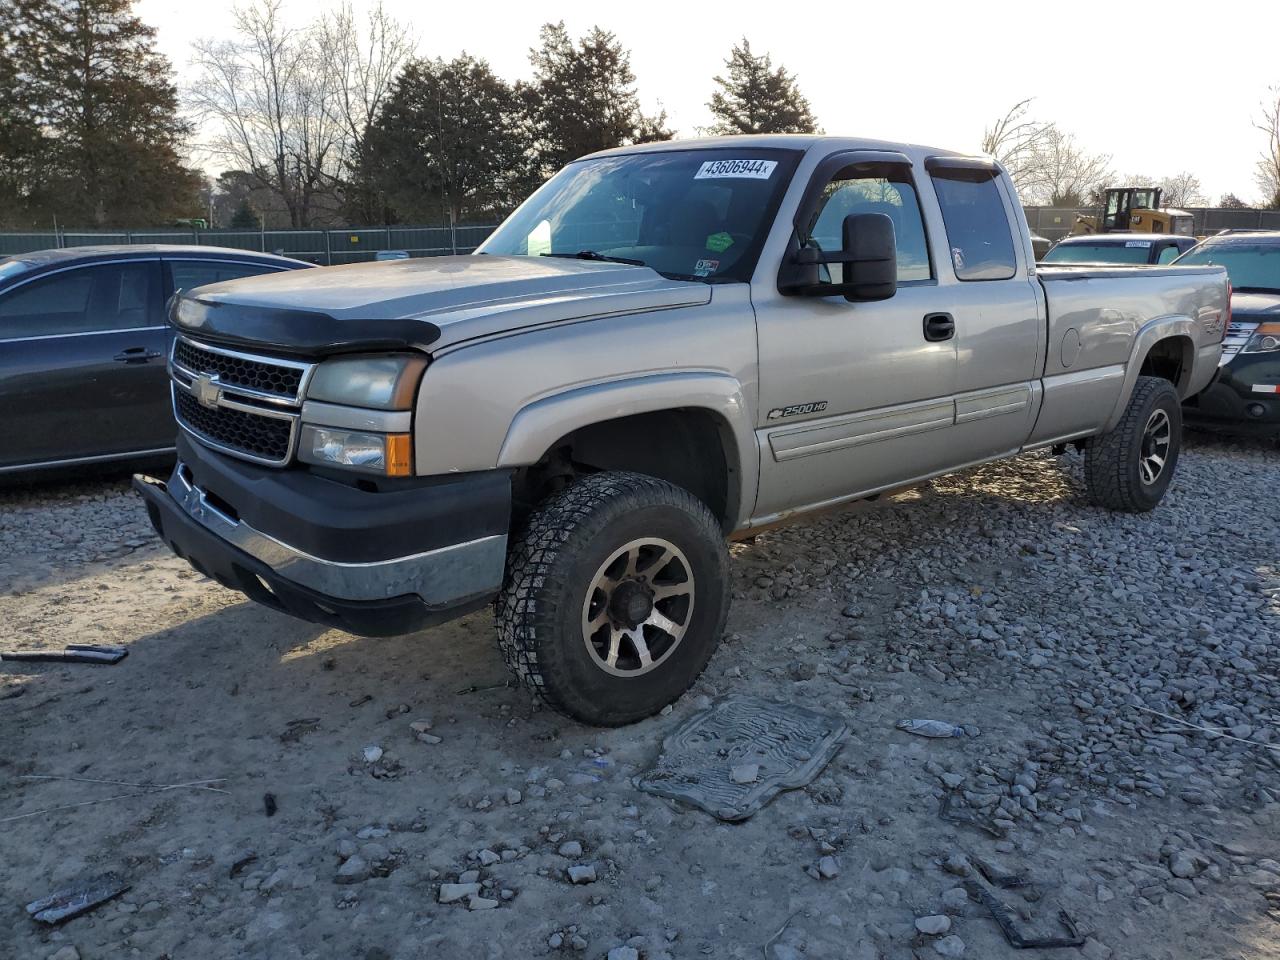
1103 187 1161 231
1072 187 1195 237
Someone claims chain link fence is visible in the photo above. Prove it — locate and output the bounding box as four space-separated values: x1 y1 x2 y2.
0 224 500 263
1024 206 1280 241
5 206 1280 259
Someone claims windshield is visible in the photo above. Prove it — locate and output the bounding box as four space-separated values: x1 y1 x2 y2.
477 149 801 282
1174 241 1280 291
1044 241 1153 264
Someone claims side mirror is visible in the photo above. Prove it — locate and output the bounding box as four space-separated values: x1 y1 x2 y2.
781 212 898 302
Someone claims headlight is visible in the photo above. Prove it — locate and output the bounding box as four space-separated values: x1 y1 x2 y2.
299 425 412 477
1243 323 1280 353
306 354 427 410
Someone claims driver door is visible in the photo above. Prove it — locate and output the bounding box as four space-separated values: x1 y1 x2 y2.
751 157 960 520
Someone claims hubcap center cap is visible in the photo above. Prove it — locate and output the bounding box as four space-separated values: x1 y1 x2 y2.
609 580 653 628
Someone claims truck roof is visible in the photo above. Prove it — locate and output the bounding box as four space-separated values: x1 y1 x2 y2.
1054 234 1186 245
581 134 968 162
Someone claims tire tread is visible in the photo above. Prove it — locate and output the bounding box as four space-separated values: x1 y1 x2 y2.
495 471 727 725
1084 375 1180 512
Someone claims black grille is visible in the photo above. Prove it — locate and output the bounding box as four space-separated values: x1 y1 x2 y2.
173 339 303 398
175 389 293 462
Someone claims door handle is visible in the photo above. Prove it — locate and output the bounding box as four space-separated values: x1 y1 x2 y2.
113 347 163 364
923 313 956 342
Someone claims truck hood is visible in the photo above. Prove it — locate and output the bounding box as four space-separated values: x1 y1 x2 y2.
171 255 711 357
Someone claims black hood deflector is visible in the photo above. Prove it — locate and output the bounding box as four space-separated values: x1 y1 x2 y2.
168 294 442 359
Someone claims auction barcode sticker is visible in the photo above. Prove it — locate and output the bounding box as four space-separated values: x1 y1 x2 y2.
694 159 777 180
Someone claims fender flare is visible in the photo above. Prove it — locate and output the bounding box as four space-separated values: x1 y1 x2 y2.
1103 315 1198 431
496 371 758 530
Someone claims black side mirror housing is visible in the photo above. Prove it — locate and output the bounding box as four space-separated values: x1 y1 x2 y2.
780 212 898 302
839 213 897 302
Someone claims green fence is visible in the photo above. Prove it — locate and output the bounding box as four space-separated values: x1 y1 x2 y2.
1023 206 1280 241
0 224 500 263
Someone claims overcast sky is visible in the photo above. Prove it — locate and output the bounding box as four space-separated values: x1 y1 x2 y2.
138 0 1280 204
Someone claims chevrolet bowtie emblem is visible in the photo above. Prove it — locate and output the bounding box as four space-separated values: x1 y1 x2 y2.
193 373 222 409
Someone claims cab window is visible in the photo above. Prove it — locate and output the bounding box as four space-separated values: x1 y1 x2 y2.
930 169 1018 280
801 167 932 282
1157 245 1181 264
0 262 159 340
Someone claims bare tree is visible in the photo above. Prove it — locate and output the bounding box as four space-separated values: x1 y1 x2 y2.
315 2 416 160
1160 171 1206 208
189 0 346 227
1255 85 1280 209
981 99 1053 199
1035 127 1111 207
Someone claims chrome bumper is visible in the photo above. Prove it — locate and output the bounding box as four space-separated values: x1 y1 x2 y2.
168 462 507 605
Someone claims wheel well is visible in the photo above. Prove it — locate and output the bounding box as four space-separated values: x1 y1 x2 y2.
514 409 737 532
1138 335 1193 395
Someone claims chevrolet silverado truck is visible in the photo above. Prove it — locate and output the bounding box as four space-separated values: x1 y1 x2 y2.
134 135 1229 726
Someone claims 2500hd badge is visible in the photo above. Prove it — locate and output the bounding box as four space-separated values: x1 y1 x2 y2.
767 401 828 420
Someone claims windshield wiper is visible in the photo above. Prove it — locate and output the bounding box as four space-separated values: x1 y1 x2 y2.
542 250 646 267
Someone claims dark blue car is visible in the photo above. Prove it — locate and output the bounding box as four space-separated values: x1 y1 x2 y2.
0 245 310 476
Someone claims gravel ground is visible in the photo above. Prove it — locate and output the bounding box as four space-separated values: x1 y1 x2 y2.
1 434 1277 960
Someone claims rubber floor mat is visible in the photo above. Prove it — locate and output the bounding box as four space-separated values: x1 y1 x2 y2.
637 696 850 821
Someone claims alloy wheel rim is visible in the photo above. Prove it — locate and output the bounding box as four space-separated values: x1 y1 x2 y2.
1139 408 1172 485
581 537 695 678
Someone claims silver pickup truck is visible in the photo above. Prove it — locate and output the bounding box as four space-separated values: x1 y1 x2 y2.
135 135 1228 725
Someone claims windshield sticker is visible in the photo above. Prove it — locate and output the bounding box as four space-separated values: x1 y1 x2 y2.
705 232 734 253
694 159 777 180
1125 240 1152 248
693 258 719 277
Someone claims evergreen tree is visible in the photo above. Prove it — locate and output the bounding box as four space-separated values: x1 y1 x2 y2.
2 0 200 227
350 55 534 224
0 24 42 226
707 39 819 136
229 199 262 230
523 22 671 174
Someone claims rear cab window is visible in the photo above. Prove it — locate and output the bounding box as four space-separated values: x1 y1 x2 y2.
929 165 1018 280
1045 241 1154 265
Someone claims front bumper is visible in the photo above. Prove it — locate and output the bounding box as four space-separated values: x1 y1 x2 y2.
1183 353 1280 437
134 441 510 637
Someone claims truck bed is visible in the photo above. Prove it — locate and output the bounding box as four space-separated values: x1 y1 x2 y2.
1027 263 1228 446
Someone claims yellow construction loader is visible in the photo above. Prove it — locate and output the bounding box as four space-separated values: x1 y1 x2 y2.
1070 187 1194 237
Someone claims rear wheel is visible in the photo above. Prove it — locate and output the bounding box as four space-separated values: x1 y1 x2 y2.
1084 375 1182 512
496 472 730 726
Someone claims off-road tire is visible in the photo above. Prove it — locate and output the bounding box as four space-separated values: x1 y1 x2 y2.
495 471 730 726
1084 375 1182 512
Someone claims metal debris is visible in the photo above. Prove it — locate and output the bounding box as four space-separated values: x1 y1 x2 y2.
3 644 127 665
637 696 849 822
964 880 1085 949
26 873 130 924
972 854 1032 889
938 790 1007 838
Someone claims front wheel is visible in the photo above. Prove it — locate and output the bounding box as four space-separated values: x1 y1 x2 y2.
1084 375 1182 512
495 472 730 726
